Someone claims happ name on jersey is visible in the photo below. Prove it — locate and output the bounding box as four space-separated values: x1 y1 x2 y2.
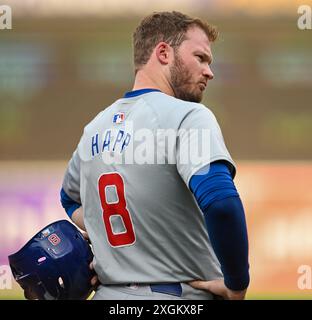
91 129 132 157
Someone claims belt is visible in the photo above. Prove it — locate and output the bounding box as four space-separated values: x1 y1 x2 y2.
150 283 182 297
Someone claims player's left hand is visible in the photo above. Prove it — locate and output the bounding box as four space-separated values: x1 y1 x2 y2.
188 279 247 300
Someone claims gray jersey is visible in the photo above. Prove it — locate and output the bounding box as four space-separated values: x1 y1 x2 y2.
62 90 236 285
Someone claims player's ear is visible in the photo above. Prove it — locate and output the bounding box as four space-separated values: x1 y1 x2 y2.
155 42 172 65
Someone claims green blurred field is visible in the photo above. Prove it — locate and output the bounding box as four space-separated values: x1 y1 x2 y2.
1 289 312 300
0 289 23 300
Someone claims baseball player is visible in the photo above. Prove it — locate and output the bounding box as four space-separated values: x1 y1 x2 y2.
60 11 250 300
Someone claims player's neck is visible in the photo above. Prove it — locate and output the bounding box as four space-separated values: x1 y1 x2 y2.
132 70 175 97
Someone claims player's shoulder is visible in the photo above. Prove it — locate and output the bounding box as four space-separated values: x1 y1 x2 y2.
82 100 122 134
143 91 205 109
142 92 216 125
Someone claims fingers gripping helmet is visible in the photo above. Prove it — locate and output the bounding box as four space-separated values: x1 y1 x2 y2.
8 220 94 300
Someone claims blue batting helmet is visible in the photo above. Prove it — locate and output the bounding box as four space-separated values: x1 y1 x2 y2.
8 220 94 300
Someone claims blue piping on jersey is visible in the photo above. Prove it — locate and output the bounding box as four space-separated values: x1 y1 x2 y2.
123 88 161 98
60 188 81 219
189 161 250 291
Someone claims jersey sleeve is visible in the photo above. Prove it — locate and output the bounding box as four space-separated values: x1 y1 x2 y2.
176 105 236 187
62 149 81 204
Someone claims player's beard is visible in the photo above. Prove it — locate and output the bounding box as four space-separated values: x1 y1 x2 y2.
169 51 204 103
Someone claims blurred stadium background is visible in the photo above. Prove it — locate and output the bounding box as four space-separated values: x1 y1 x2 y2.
1 0 312 299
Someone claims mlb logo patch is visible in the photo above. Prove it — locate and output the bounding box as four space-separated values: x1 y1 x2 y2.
113 112 125 124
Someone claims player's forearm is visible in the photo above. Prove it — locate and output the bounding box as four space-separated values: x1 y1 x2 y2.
190 162 250 291
203 196 250 291
71 207 86 231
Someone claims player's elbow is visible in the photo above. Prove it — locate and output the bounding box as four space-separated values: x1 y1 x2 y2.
60 188 82 219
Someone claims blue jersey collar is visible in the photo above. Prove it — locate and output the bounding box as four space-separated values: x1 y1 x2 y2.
123 88 161 98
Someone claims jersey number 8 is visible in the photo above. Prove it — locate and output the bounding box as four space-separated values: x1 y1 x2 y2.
98 172 136 247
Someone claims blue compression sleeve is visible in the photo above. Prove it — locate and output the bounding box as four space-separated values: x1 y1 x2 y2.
189 161 250 291
60 188 81 219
